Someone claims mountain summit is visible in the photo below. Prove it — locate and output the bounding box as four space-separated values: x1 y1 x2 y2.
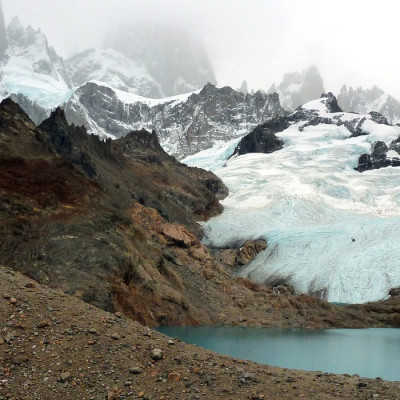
268 66 325 111
104 23 217 97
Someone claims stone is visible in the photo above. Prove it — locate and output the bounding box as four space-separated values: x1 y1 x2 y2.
159 224 198 248
168 372 181 382
58 372 71 383
9 298 17 305
110 332 120 340
12 356 28 365
151 348 163 361
129 366 143 375
37 320 51 329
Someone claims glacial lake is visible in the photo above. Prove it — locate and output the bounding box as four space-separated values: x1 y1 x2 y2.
156 327 400 381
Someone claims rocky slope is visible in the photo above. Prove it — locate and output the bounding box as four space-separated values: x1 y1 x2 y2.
338 84 400 125
65 82 287 159
4 267 400 400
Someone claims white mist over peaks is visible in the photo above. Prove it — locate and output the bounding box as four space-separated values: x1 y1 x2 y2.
2 0 400 98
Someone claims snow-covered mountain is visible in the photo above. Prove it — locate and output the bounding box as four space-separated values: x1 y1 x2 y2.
338 85 400 125
268 66 325 111
0 0 7 57
64 81 287 159
184 93 400 304
0 16 72 123
66 48 162 98
0 2 218 124
104 24 217 97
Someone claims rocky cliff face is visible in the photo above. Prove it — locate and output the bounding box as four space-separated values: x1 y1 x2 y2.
268 66 325 111
65 82 287 159
338 84 400 125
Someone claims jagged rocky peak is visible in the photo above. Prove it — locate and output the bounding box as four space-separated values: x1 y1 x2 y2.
65 81 288 159
0 0 7 56
0 15 71 123
104 23 217 96
119 129 165 155
237 80 248 94
291 92 342 122
320 92 343 113
6 16 24 44
269 65 325 111
338 84 400 125
39 106 113 178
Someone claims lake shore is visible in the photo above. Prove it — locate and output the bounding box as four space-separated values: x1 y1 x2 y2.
2 266 400 400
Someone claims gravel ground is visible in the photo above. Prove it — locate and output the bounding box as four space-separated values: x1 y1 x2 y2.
1 266 400 400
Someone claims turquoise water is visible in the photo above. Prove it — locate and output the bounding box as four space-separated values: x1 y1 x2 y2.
156 327 400 380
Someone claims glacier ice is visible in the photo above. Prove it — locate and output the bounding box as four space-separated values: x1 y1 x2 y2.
197 99 400 304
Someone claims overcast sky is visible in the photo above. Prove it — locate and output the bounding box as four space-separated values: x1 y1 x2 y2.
3 0 400 98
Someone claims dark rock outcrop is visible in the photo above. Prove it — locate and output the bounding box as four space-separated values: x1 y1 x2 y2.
232 122 284 156
322 92 343 113
357 140 400 172
213 239 268 270
39 107 114 178
369 111 390 125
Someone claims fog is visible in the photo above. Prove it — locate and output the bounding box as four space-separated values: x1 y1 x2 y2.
3 0 400 98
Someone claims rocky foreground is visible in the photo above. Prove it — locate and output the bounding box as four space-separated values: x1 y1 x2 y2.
2 266 400 400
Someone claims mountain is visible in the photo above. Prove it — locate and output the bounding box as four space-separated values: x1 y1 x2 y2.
4 97 400 331
104 23 217 97
65 81 287 159
0 0 7 56
268 65 325 111
338 84 400 125
185 93 400 304
0 8 218 126
0 96 376 330
65 48 162 98
0 97 237 326
0 16 72 123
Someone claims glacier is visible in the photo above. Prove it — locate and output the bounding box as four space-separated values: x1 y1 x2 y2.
194 97 400 304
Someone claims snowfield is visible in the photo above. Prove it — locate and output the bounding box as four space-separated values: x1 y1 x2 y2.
190 98 400 304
